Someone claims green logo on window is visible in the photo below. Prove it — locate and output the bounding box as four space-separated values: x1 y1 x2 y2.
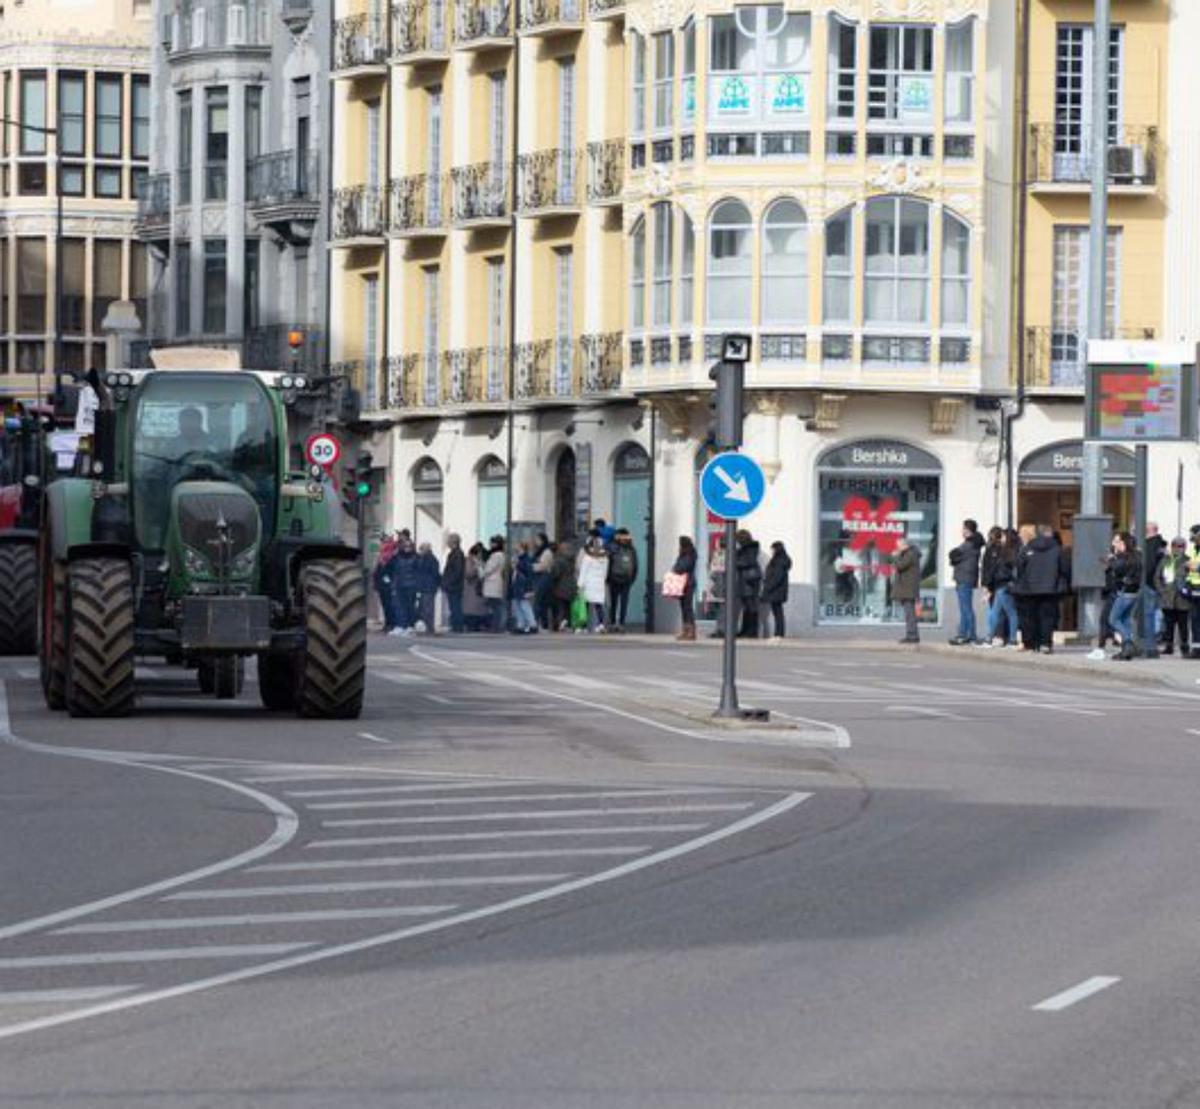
771 74 807 113
718 76 751 114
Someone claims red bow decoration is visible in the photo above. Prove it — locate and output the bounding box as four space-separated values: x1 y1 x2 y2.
842 496 904 555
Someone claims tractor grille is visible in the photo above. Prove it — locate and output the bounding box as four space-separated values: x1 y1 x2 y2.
177 491 260 558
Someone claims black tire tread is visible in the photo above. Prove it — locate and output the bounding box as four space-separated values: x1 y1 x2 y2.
297 560 366 719
0 544 37 655
42 558 67 710
66 558 136 718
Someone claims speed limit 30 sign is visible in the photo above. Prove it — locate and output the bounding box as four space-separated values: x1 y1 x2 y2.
305 432 341 469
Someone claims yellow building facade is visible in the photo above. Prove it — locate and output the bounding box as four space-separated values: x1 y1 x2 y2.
0 0 151 395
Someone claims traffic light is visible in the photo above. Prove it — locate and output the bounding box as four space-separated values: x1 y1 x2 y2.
708 333 751 450
354 451 374 500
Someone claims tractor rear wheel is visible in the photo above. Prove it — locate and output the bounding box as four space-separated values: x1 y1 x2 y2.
257 653 295 711
65 558 135 718
296 560 366 719
40 557 67 711
0 544 37 655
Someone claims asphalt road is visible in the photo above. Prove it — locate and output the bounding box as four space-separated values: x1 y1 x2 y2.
2 635 1200 1107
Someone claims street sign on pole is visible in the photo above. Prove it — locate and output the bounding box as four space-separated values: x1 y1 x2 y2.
699 452 766 521
305 432 341 470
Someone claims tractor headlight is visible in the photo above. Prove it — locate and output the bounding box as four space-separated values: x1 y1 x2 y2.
183 547 211 577
280 375 295 389
230 545 258 578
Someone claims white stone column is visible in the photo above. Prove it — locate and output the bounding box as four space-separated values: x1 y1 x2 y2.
226 78 247 338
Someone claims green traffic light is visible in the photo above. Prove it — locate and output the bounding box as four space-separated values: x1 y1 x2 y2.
356 481 371 497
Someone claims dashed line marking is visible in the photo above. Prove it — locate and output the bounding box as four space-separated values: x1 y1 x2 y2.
0 987 137 1004
305 824 711 848
356 732 392 745
56 907 456 934
319 802 752 828
253 847 647 872
166 875 573 900
0 944 312 969
1032 976 1120 1012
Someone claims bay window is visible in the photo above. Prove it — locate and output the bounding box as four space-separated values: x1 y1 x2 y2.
630 217 646 330
706 199 752 325
653 32 674 133
867 24 934 157
865 197 930 325
679 212 695 327
762 199 807 326
941 212 970 327
823 207 853 324
651 202 672 329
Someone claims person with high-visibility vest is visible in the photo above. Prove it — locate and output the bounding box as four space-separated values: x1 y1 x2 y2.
1185 525 1200 658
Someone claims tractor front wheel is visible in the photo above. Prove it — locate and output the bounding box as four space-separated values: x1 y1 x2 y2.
65 558 135 718
296 560 366 719
0 544 37 656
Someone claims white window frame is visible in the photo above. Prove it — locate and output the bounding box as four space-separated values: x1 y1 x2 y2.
826 14 857 125
651 202 673 330
867 23 934 125
823 206 854 325
679 210 695 327
940 210 971 329
630 217 646 331
423 265 440 406
864 196 931 327
943 18 975 128
681 20 696 126
706 198 753 327
761 198 808 327
631 32 647 138
653 31 675 134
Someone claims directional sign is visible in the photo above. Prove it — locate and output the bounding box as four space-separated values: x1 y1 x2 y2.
700 452 766 521
305 432 341 469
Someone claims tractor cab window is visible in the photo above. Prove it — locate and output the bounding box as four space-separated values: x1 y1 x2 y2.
131 374 278 551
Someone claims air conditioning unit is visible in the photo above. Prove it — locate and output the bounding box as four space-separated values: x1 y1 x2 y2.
1107 143 1147 185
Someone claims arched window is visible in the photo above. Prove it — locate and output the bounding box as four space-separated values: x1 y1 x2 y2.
706 199 752 325
630 216 645 331
823 206 853 323
651 202 672 329
631 32 646 137
762 198 807 325
679 210 695 326
865 196 930 325
941 210 971 327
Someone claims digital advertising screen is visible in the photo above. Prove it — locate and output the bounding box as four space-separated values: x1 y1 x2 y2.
1086 361 1198 442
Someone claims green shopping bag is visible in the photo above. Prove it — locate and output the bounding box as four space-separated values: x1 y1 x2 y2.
569 592 589 630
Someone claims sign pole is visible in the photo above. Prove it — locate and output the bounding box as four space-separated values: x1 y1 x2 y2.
716 518 740 718
1134 442 1149 657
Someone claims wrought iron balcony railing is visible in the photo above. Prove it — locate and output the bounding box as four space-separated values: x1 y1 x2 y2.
333 12 388 71
135 173 171 228
513 338 579 400
247 150 320 207
586 139 623 204
331 184 387 240
1025 324 1156 389
391 0 450 57
389 172 447 235
443 346 507 403
450 162 510 225
330 357 383 411
454 0 510 45
580 332 623 393
517 0 581 32
1028 123 1160 189
587 0 623 18
516 149 580 214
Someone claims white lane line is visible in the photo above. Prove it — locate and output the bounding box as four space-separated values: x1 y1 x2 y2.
56 907 456 934
0 791 809 1042
883 704 970 722
1031 976 1121 1012
0 987 136 1004
357 732 392 745
543 673 618 692
424 694 454 705
373 670 424 683
306 824 711 848
304 788 722 811
253 847 647 872
166 875 571 900
320 802 752 828
0 944 312 969
287 781 527 798
1186 728 1200 737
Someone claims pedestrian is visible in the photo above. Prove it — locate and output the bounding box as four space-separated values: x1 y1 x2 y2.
948 518 984 645
462 542 488 632
734 529 763 639
1011 523 1036 649
1013 524 1060 654
1141 521 1167 658
414 542 441 634
761 540 791 639
593 517 616 545
388 536 419 637
532 532 554 630
372 531 400 633
1108 532 1143 660
706 537 726 638
892 537 921 644
606 528 639 632
510 540 537 634
1186 525 1200 659
670 536 698 641
481 535 507 632
1054 530 1072 636
1156 536 1191 657
549 539 576 630
576 536 610 633
441 533 465 634
979 526 1018 648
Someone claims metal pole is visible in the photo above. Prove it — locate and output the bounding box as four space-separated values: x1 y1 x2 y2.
1134 442 1148 656
1079 0 1111 639
644 404 656 633
715 519 739 717
503 33 521 563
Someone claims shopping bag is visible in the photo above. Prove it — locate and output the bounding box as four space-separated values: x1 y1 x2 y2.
569 592 589 629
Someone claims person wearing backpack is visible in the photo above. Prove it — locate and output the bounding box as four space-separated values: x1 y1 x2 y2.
606 528 639 632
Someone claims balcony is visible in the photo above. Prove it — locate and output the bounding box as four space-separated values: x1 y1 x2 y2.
1025 325 1157 390
391 0 450 63
580 332 623 394
170 0 270 53
516 149 580 217
135 173 171 240
243 325 325 375
517 0 581 37
445 346 507 403
587 0 622 20
333 12 388 75
331 184 387 243
331 357 384 412
1028 124 1159 195
389 173 447 238
384 352 442 409
512 338 583 402
586 139 623 206
454 0 511 49
450 162 510 227
247 151 320 243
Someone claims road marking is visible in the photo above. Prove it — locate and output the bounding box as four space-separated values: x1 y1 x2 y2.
883 704 969 722
287 781 525 799
1187 728 1200 737
56 907 457 934
356 732 392 745
0 987 137 1004
320 802 752 828
0 791 809 1041
303 788 720 811
543 673 618 692
0 944 312 969
166 875 572 900
424 694 454 705
306 824 711 848
1032 976 1121 1012
253 847 647 872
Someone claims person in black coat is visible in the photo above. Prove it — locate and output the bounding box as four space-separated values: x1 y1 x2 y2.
761 541 792 638
1014 525 1062 653
441 533 466 633
948 519 985 644
734 530 763 638
672 536 698 641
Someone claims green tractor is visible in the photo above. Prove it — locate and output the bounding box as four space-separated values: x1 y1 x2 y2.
38 368 367 718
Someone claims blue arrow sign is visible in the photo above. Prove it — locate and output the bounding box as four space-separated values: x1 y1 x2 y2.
700 452 766 520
